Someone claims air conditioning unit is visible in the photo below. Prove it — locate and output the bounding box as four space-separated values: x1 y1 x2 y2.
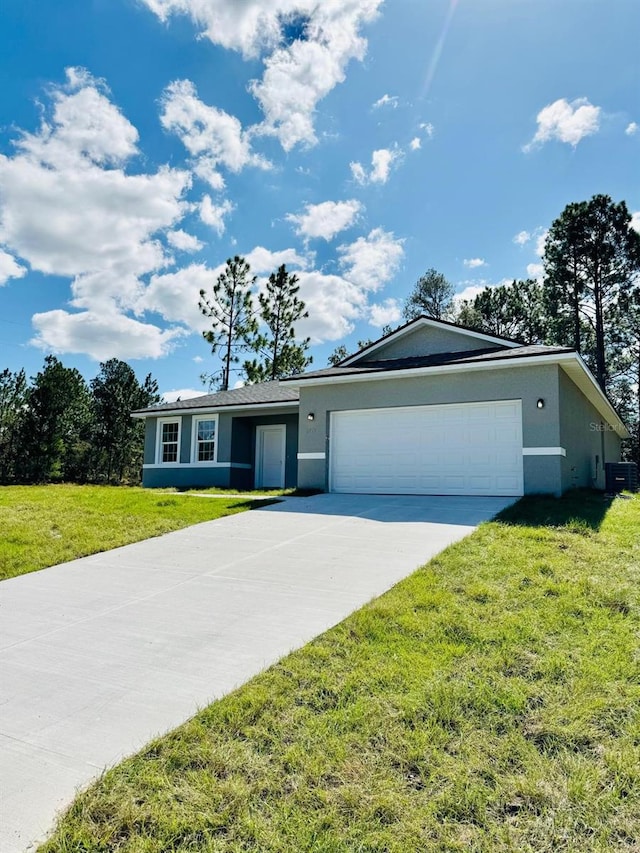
605 462 638 494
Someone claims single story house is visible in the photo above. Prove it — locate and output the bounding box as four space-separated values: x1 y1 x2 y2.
132 316 628 497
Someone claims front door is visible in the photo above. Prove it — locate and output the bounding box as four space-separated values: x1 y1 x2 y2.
255 425 286 488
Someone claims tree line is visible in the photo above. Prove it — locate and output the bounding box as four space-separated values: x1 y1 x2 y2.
0 357 160 485
334 195 639 462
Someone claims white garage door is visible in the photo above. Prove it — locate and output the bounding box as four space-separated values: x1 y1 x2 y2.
330 400 523 496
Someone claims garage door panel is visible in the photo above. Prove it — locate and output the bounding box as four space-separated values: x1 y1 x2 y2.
330 401 523 496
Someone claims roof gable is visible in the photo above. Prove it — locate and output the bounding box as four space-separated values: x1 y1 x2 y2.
342 316 520 367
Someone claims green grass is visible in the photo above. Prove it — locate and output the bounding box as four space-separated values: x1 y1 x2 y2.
0 485 266 582
39 491 640 852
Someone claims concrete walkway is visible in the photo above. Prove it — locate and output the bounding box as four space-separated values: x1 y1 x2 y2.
0 493 514 852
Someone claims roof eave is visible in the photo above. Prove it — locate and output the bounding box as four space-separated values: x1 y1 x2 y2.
131 400 300 419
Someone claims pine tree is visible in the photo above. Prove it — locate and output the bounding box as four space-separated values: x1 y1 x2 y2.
542 195 640 391
243 264 311 383
403 269 454 320
199 256 259 390
91 359 160 482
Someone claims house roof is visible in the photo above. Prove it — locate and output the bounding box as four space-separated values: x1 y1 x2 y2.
131 317 628 438
282 345 574 382
132 380 299 417
338 315 523 367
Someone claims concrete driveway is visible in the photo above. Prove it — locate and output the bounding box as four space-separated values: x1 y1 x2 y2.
0 493 514 852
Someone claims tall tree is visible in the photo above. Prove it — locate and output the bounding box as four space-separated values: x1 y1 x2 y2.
91 359 160 482
0 368 28 483
614 286 640 463
198 256 259 391
243 264 312 383
543 195 640 391
20 356 93 482
403 269 455 320
454 279 548 343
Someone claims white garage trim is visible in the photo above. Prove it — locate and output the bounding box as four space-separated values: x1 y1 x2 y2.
329 400 524 497
523 447 567 457
297 452 326 460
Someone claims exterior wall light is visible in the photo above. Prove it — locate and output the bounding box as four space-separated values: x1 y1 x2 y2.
307 412 315 421
537 398 545 409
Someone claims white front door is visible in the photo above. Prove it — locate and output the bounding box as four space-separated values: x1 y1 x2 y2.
255 425 286 488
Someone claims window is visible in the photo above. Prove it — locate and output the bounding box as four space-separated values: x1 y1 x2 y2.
192 416 218 463
157 418 181 464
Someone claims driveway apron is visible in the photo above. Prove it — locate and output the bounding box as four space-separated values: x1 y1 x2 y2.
0 493 514 851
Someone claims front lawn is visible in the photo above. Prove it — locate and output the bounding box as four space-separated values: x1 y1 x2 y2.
40 491 640 852
0 485 265 582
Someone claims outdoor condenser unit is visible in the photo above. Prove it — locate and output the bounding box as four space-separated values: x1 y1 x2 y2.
605 462 639 494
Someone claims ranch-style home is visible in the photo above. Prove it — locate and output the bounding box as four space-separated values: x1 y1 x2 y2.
132 316 628 497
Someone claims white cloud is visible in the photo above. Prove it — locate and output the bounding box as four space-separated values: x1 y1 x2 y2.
31 309 186 361
625 122 638 136
286 199 362 241
535 229 548 257
527 263 544 280
193 355 204 364
250 3 383 150
199 195 234 235
513 230 531 246
419 122 435 138
371 148 399 183
244 246 308 273
193 157 226 190
373 94 398 109
454 284 485 304
464 258 486 269
0 250 27 286
349 161 367 184
161 79 269 173
338 227 404 290
0 68 193 359
138 263 222 331
145 0 384 150
17 68 139 170
409 137 421 151
453 278 512 306
167 229 203 252
350 147 401 185
162 388 205 402
295 270 367 342
630 212 640 234
369 298 401 327
523 97 601 151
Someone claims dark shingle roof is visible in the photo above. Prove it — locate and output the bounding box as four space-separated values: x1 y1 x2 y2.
133 380 299 415
282 345 574 382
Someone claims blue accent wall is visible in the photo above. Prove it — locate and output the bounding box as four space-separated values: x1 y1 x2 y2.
141 410 299 490
142 465 234 489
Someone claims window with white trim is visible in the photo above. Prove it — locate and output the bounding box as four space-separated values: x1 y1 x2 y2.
192 416 218 463
157 418 181 464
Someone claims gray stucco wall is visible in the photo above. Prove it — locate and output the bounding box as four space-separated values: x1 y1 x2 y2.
558 368 622 491
368 325 503 361
297 363 562 494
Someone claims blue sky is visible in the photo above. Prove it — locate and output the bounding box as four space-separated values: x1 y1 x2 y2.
1 0 638 399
